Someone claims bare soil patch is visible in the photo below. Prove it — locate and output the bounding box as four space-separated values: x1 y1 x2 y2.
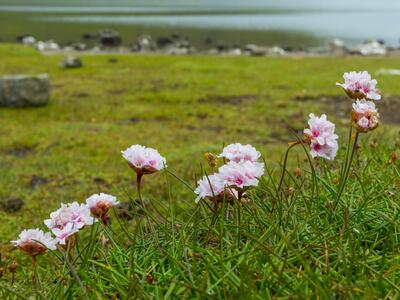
198 94 258 105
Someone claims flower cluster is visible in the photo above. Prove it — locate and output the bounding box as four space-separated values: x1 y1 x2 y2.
86 193 119 224
219 143 261 163
12 144 165 259
11 229 57 256
304 113 339 160
44 202 94 245
351 99 379 132
195 143 264 203
337 71 381 133
336 71 381 101
121 145 166 175
13 193 119 257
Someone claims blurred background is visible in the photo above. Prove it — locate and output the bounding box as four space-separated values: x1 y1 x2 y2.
1 0 400 50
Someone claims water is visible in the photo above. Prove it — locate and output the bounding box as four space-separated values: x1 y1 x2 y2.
0 0 399 48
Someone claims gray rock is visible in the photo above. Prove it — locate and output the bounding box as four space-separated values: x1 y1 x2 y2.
0 74 49 107
36 40 60 52
98 29 122 47
164 46 190 55
329 39 348 55
243 44 268 56
132 35 156 52
61 56 83 69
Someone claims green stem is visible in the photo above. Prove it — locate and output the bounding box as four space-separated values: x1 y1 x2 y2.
236 190 243 248
278 141 301 192
333 131 359 211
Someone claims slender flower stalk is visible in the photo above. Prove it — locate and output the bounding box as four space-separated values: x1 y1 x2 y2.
121 144 167 213
278 141 301 191
278 114 338 192
333 131 359 211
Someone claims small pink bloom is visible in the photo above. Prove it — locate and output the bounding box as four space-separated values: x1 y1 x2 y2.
218 161 264 190
11 228 57 256
51 223 79 245
194 174 236 203
304 114 338 160
86 193 119 223
44 202 94 231
336 71 381 100
121 145 167 175
219 143 261 163
351 99 380 132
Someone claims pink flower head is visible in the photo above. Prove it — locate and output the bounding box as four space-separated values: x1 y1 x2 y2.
194 173 238 203
304 114 338 160
219 143 261 163
86 193 119 223
121 145 167 175
44 202 94 231
351 99 379 132
51 223 79 245
218 161 264 190
11 228 57 256
336 71 381 100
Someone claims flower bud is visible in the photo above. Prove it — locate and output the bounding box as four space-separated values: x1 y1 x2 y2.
8 262 17 273
204 152 218 168
293 167 302 178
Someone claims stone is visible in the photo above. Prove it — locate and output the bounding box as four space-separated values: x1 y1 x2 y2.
20 35 36 45
72 43 87 51
98 29 122 47
0 74 49 107
268 46 286 55
156 36 174 48
0 197 24 213
36 40 60 51
164 46 190 55
329 39 348 55
132 35 156 52
360 40 387 56
61 56 83 69
243 44 268 56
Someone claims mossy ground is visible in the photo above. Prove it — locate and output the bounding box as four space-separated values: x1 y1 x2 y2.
0 44 399 298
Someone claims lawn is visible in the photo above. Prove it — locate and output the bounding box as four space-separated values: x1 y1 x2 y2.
0 44 399 298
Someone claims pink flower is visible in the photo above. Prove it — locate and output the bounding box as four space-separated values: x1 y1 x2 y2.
51 223 79 245
194 174 237 203
218 161 264 190
11 229 57 256
121 145 167 175
336 71 381 100
219 143 261 163
44 202 94 231
304 114 338 160
86 193 119 223
351 99 379 132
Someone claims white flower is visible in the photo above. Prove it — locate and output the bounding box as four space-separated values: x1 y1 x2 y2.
86 193 119 219
194 174 238 203
219 143 261 163
121 145 167 174
336 71 381 100
304 114 338 160
11 228 57 255
351 99 379 132
44 202 94 231
51 223 79 245
218 161 264 190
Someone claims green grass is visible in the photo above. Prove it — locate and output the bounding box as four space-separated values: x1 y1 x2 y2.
0 44 399 298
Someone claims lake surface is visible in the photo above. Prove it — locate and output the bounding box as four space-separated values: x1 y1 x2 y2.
0 0 399 48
